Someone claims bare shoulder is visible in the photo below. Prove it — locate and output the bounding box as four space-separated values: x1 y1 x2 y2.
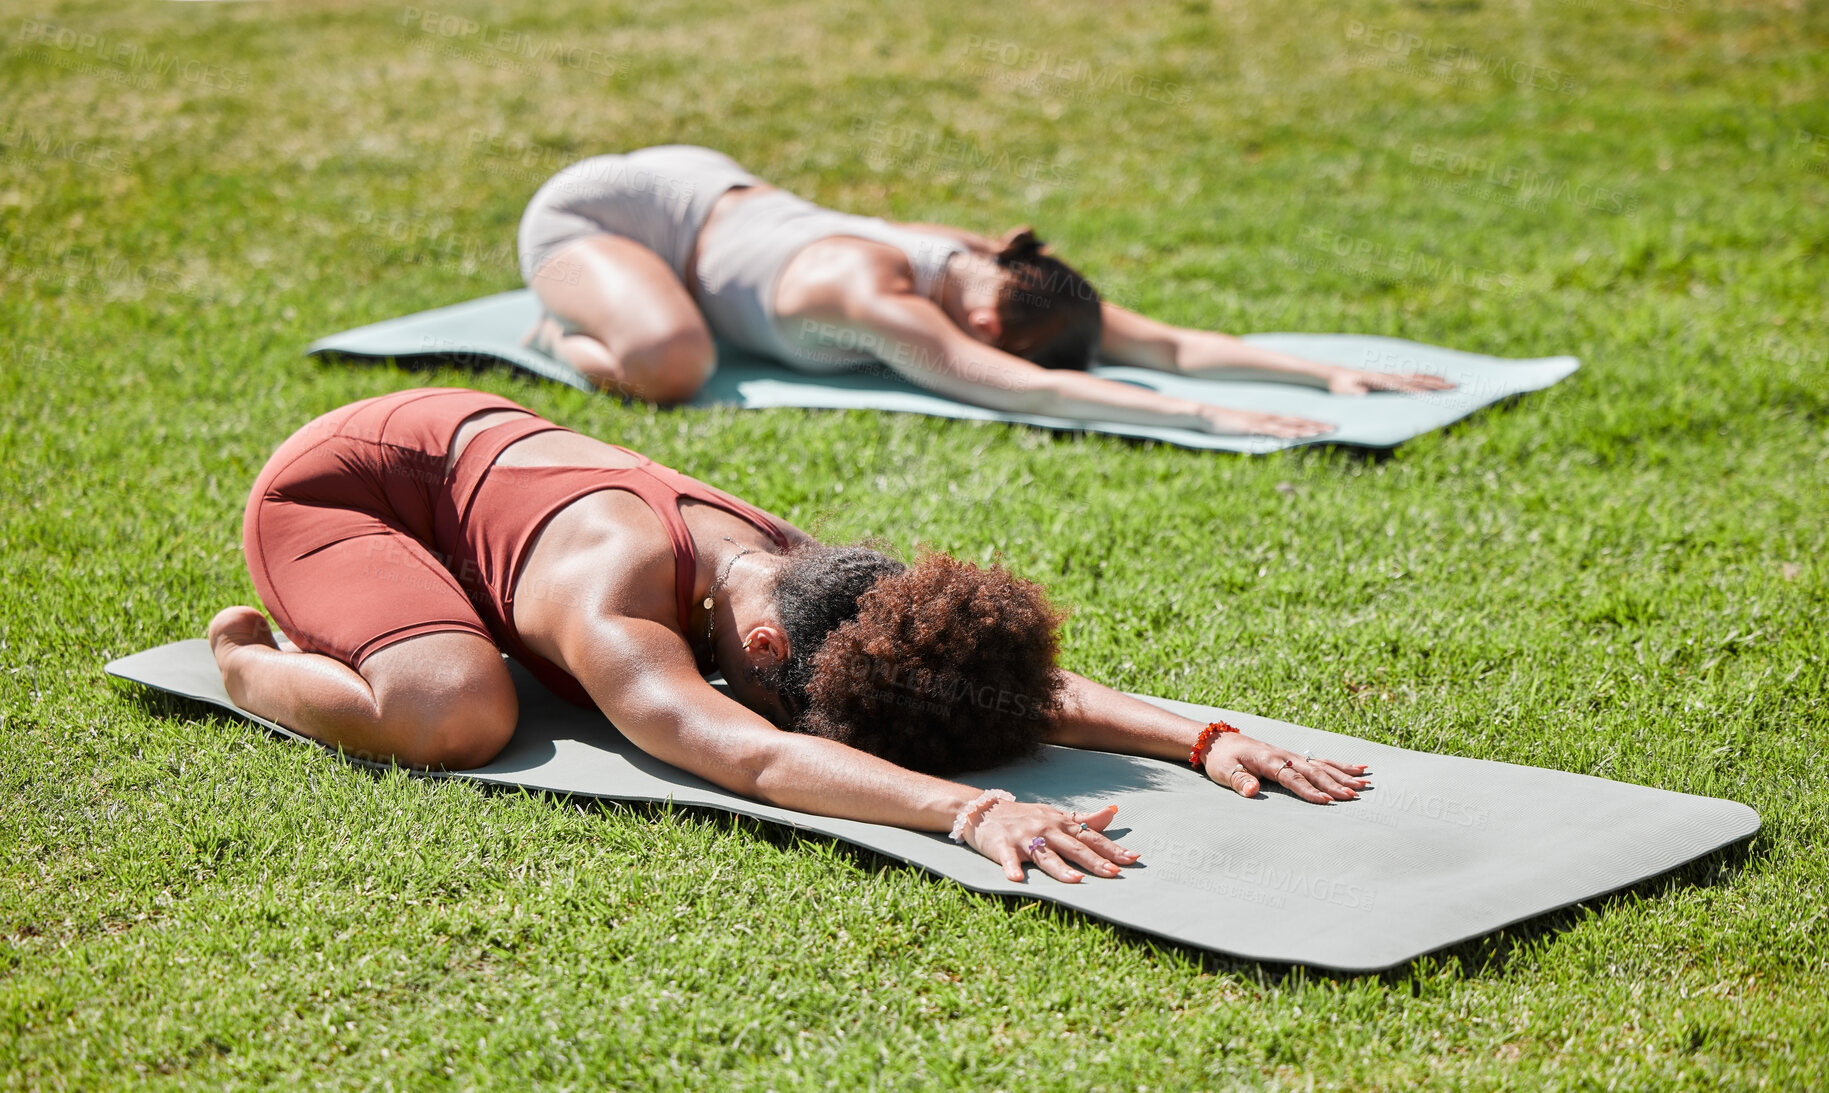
778 235 921 313
510 490 686 661
893 221 999 253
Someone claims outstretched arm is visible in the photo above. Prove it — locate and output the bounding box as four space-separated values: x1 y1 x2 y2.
554 612 1137 882
849 293 1334 438
1046 670 1369 803
1099 303 1454 395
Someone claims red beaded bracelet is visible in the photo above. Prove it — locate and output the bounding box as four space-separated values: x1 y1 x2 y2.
1189 720 1239 769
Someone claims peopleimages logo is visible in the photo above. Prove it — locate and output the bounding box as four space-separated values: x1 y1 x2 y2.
1356 787 1491 831
1409 144 1638 216
832 655 1051 722
1292 225 1520 297
0 123 121 173
957 35 1192 106
849 118 1077 189
1344 20 1582 96
396 7 618 78
15 19 251 92
1147 839 1378 912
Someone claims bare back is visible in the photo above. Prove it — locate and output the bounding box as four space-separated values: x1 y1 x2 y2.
448 410 808 676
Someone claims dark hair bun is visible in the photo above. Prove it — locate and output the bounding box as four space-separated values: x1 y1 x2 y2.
985 228 1102 371
995 226 1048 264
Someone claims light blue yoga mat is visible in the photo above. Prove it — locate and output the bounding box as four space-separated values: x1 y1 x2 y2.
306 291 1579 454
108 639 1755 971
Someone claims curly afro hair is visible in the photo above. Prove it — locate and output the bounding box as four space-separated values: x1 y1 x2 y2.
766 547 1066 775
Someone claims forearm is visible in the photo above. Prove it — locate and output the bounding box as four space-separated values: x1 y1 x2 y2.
889 345 1213 430
1172 331 1337 386
1026 369 1212 430
1045 670 1207 762
1045 671 1371 807
851 296 1214 431
742 731 980 832
1099 305 1338 385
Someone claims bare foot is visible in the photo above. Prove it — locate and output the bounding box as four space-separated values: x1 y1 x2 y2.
208 606 284 709
520 315 565 358
208 605 278 663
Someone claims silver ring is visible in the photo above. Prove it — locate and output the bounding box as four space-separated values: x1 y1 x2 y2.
1028 836 1047 855
1302 748 1313 762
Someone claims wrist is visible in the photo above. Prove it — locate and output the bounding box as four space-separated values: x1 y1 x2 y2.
948 789 1015 843
1190 720 1240 769
1194 404 1230 431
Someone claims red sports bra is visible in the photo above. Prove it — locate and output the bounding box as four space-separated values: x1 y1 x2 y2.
436 414 791 707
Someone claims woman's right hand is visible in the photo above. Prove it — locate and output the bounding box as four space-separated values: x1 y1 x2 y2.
965 801 1139 883
1327 368 1456 395
1202 734 1370 804
1199 406 1337 439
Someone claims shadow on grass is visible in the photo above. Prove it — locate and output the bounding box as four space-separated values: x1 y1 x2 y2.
315 348 501 378
313 349 637 406
133 686 233 726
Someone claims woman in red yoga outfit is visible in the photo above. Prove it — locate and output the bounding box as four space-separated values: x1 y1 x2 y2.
209 387 1369 882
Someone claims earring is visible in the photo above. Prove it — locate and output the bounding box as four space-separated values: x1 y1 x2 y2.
742 635 754 652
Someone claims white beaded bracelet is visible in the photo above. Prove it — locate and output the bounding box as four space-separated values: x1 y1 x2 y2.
949 789 1015 843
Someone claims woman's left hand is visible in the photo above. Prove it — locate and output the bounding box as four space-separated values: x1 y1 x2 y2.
1201 734 1370 804
1328 368 1456 396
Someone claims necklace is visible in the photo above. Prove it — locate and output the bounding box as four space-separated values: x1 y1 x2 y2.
703 536 752 670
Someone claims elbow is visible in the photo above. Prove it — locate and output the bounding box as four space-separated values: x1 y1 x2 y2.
1009 375 1070 416
716 733 783 802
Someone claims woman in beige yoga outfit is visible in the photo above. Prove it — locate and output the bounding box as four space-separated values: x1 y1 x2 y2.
516 145 1451 438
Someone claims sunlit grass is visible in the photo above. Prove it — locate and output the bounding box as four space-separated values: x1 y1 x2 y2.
2 0 1826 1088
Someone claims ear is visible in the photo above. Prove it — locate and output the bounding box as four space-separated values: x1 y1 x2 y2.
740 624 790 665
964 305 1002 345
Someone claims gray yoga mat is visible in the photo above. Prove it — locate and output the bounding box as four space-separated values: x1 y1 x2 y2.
107 639 1756 971
305 291 1580 454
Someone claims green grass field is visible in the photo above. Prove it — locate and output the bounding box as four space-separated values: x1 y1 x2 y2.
3 0 1826 1087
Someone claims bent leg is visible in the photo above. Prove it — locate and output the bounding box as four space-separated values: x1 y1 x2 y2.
210 607 516 770
235 482 523 769
527 234 716 405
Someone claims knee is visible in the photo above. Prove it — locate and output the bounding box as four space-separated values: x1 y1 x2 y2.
388 684 518 771
622 327 715 405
